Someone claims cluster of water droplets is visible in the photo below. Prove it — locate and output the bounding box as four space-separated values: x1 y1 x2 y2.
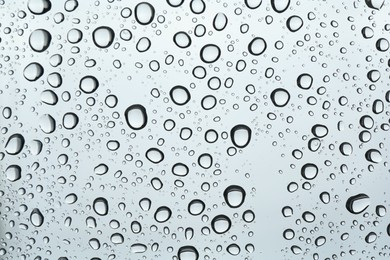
1 0 390 259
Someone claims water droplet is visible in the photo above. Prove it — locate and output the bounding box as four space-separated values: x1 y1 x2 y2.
223 185 246 208
92 26 115 48
30 208 44 227
154 206 172 223
6 165 22 182
24 62 44 81
346 194 370 214
248 37 267 55
27 0 52 15
93 197 109 216
5 134 25 155
79 76 99 94
170 86 191 105
178 246 199 260
211 215 231 234
230 124 252 148
188 199 205 216
271 88 290 107
124 104 148 130
29 29 51 52
135 2 155 25
200 44 221 63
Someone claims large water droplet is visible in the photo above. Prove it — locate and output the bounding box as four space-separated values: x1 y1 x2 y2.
92 26 115 48
230 124 252 148
29 29 51 52
30 208 44 227
346 194 370 214
5 134 25 155
135 2 155 25
223 185 246 208
124 104 148 130
93 197 109 216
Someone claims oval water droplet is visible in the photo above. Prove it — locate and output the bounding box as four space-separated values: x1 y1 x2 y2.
124 104 148 130
170 86 191 105
297 73 313 89
145 148 164 164
63 112 79 130
93 197 109 216
248 37 267 55
24 62 44 81
213 13 228 31
154 206 172 223
271 88 290 107
173 31 192 48
30 208 44 227
223 185 246 208
271 0 290 13
135 2 155 25
5 134 25 155
230 124 252 148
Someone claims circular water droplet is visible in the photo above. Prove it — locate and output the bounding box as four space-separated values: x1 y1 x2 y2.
339 142 353 156
124 104 148 130
297 73 313 89
145 148 164 164
170 86 191 105
198 153 212 169
79 76 99 94
29 29 51 52
93 197 109 216
188 199 205 216
24 62 44 81
135 2 155 25
230 124 252 148
63 112 79 130
173 32 192 48
271 88 290 107
301 163 318 180
211 215 231 234
223 185 246 208
287 15 303 32
154 206 172 223
190 0 206 14
200 44 221 63
346 193 370 214
248 37 267 55
92 26 115 48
